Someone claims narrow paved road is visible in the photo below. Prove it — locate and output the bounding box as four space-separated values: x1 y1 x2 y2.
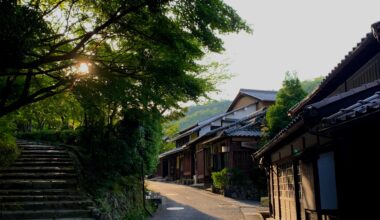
147 180 267 220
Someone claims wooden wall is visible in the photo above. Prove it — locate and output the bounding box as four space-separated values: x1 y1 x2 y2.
330 52 380 97
230 96 258 111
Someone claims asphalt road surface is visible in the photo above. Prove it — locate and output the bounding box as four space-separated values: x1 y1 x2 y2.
147 180 267 220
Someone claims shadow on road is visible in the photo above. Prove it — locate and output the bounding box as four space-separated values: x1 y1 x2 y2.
151 196 218 220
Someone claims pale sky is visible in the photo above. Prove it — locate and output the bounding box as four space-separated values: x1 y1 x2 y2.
209 0 380 100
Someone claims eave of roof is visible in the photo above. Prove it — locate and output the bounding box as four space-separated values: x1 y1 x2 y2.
201 123 261 145
307 79 380 112
159 145 186 158
321 91 380 129
254 115 304 159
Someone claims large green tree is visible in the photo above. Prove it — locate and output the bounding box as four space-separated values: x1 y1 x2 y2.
265 72 307 138
0 0 250 117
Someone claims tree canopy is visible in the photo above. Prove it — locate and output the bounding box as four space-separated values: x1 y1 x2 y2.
265 72 307 138
0 1 251 217
301 76 324 94
0 0 251 117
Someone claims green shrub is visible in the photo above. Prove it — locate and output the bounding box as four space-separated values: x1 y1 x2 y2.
0 138 20 168
211 168 249 191
0 118 20 168
211 168 229 190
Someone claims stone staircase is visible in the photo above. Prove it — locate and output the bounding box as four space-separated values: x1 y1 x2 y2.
0 141 96 219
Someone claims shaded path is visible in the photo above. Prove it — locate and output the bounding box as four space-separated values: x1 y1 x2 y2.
147 180 267 220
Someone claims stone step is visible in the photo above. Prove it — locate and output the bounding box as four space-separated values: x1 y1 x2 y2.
0 143 94 220
0 179 77 189
25 218 96 220
0 166 75 173
12 161 74 167
0 189 79 196
17 143 53 146
1 200 94 211
16 158 72 162
0 195 87 202
0 172 77 179
48 218 96 220
17 154 70 158
19 144 66 150
15 141 36 145
0 209 93 219
21 150 68 155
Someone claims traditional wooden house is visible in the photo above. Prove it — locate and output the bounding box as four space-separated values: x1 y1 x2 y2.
157 125 196 181
228 89 278 112
188 109 266 184
255 22 380 220
157 89 277 184
157 102 260 182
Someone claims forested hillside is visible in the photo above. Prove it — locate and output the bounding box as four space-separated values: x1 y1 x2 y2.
177 100 232 130
173 76 323 131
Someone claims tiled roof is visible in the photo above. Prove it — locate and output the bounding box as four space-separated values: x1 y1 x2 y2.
170 102 258 142
307 79 380 110
223 116 264 137
185 109 267 147
171 98 262 141
224 127 261 137
289 24 380 116
160 109 266 159
255 80 380 158
322 91 380 127
239 89 277 102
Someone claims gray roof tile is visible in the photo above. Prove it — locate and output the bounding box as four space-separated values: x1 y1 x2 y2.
171 102 258 141
322 91 380 126
225 129 261 137
240 89 277 101
255 81 380 158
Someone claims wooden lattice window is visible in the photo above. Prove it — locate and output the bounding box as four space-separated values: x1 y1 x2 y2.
278 162 297 220
278 162 294 199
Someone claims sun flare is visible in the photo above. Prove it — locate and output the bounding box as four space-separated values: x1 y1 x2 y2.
78 63 90 74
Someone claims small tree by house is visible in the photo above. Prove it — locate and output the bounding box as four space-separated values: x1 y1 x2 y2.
265 72 307 138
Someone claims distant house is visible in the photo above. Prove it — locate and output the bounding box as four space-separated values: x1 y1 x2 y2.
188 109 266 185
227 89 278 112
255 22 380 220
157 89 277 186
